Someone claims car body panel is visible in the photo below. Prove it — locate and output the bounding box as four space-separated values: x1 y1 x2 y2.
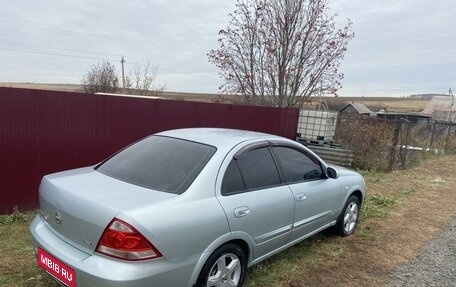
39 167 176 254
217 185 295 259
288 178 343 241
116 195 230 261
30 216 198 287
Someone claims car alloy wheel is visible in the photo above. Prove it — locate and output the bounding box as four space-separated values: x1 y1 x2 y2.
343 201 358 234
197 244 246 287
207 253 241 287
336 195 360 236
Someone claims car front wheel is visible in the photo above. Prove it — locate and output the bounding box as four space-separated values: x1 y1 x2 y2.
196 244 246 287
336 195 360 236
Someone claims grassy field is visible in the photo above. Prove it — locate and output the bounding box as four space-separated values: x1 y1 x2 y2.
0 82 433 112
0 211 56 287
0 82 85 93
1 155 455 287
320 96 431 113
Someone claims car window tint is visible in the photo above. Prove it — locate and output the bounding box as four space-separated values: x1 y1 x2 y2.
274 147 323 183
96 136 216 194
221 160 246 195
236 147 281 190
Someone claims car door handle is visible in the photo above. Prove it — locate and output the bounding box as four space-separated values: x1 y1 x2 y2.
234 206 250 218
296 193 306 202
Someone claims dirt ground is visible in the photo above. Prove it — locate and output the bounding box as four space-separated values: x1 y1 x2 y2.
289 155 456 287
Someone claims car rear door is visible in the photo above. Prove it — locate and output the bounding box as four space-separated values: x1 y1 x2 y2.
216 143 295 260
271 145 343 242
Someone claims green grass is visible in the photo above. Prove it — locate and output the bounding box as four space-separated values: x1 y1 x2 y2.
244 233 341 287
361 194 399 220
358 169 386 183
399 189 415 198
0 210 58 287
0 207 34 225
369 194 399 207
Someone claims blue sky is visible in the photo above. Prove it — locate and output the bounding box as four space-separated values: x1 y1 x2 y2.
0 0 454 97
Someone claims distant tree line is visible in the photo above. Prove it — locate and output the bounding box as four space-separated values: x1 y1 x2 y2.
81 60 165 96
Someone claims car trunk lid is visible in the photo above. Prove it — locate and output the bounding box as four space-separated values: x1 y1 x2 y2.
39 167 176 254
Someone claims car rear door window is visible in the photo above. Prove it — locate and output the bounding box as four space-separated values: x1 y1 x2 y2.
221 160 246 195
236 147 281 190
96 136 216 194
274 147 323 183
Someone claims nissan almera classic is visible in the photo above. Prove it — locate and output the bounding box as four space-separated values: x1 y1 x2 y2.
30 128 366 287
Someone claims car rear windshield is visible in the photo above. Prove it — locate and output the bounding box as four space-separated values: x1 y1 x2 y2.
96 136 216 194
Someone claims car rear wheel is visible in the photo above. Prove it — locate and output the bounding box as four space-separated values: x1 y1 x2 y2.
196 244 246 287
336 195 360 236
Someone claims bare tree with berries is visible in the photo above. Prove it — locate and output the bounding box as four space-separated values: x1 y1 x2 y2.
208 0 354 108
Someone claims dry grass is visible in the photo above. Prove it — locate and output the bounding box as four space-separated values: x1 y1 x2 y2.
0 82 84 93
1 83 432 112
323 97 430 113
1 155 455 287
361 100 428 113
245 155 456 287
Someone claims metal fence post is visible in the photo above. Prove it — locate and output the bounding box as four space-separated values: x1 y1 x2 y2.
429 121 437 149
400 118 411 169
446 121 452 150
388 121 401 171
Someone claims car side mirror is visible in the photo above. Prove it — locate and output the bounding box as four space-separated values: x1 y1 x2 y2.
327 167 338 179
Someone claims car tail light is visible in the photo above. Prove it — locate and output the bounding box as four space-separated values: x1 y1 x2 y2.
96 218 162 261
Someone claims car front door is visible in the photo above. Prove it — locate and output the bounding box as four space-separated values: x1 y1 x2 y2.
216 144 295 260
272 145 343 242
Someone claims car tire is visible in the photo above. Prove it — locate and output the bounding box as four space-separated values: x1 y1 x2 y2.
335 195 360 236
195 243 247 287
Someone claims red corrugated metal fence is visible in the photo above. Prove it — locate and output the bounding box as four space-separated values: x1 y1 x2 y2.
0 87 299 214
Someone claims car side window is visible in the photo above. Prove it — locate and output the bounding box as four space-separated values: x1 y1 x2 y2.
222 147 281 195
236 147 281 190
221 160 246 195
274 146 324 183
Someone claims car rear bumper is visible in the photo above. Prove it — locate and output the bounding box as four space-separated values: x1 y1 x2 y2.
30 215 198 287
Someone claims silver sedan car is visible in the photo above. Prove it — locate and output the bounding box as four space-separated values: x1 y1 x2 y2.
30 128 366 287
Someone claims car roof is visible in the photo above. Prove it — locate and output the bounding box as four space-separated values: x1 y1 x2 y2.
156 128 287 150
